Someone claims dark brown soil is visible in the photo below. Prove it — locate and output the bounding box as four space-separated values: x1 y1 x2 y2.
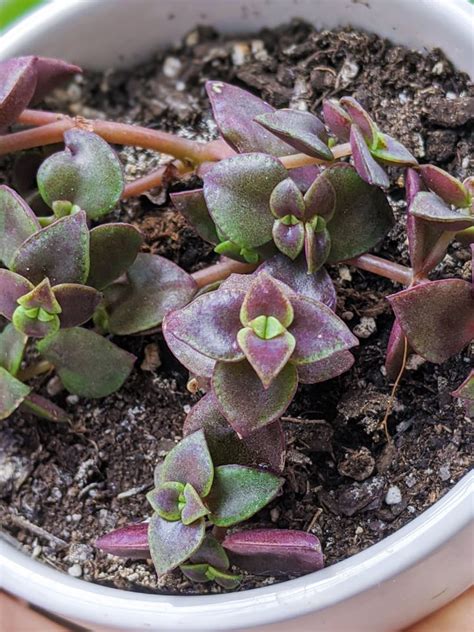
1 21 472 595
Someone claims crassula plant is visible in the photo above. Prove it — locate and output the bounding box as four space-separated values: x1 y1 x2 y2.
1 55 472 587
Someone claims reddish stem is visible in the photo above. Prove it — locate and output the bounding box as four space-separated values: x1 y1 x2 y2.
122 161 191 199
347 253 413 285
191 260 257 288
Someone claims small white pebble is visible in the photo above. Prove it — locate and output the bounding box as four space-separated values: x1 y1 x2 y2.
68 564 83 578
407 505 416 514
406 354 426 371
446 91 457 100
270 507 280 523
431 61 444 75
66 394 79 406
340 58 359 83
439 465 451 482
353 317 377 339
163 56 182 79
398 91 409 105
355 526 364 535
183 404 191 414
339 265 352 282
231 42 250 66
385 485 402 506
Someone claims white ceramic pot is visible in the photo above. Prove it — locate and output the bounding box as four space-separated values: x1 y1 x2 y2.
0 1 473 630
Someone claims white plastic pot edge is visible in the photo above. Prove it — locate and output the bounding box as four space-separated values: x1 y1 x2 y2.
1 472 472 631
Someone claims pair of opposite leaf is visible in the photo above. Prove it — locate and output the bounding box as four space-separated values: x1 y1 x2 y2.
385 168 474 379
173 82 394 272
96 429 324 586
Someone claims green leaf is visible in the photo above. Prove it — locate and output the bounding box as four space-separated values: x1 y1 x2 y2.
181 483 209 525
203 153 287 249
37 129 123 219
0 324 28 376
37 327 135 398
0 185 40 267
207 465 282 527
323 164 394 263
0 367 31 420
170 189 219 245
147 482 184 521
87 223 143 290
21 392 69 422
148 514 205 575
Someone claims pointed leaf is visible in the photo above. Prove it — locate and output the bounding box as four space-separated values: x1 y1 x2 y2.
410 192 473 231
384 319 409 381
340 97 378 147
184 392 285 473
322 100 351 142
388 279 474 363
147 482 184 520
289 165 321 193
272 220 305 260
212 359 297 437
52 284 102 328
452 371 474 417
257 254 336 310
270 178 305 220
372 133 417 166
0 324 27 376
350 125 390 188
12 306 60 339
104 253 197 335
87 223 143 290
17 278 60 313
289 294 358 364
0 269 33 320
203 153 287 249
297 349 354 384
21 392 69 422
0 186 41 267
163 328 215 379
32 57 81 104
303 172 336 221
237 328 295 388
223 529 324 576
96 522 150 559
323 164 394 263
205 81 293 155
207 465 282 527
181 483 209 525
37 129 123 219
148 513 205 575
11 211 90 285
158 430 214 498
240 272 294 327
419 165 471 208
304 224 331 273
163 289 245 361
0 367 31 420
0 57 37 128
37 327 135 397
255 109 333 160
170 189 219 245
189 534 229 570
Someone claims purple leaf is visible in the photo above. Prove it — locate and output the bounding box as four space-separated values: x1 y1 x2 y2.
162 328 216 379
272 219 305 260
181 483 209 525
163 289 245 362
0 269 33 320
452 371 474 417
288 294 358 364
0 324 27 376
11 211 90 285
87 223 143 290
37 129 123 219
96 522 150 559
183 391 286 472
223 529 324 576
37 327 135 397
322 100 352 142
254 109 333 160
203 153 287 249
304 224 331 273
212 359 298 437
205 81 293 155
53 284 102 328
0 57 37 129
371 133 417 166
158 429 214 498
240 273 294 328
323 164 394 263
103 253 197 335
303 171 336 221
237 328 295 388
410 192 473 232
384 318 409 380
288 165 321 194
148 513 205 575
388 279 474 363
207 465 282 527
419 165 471 208
170 189 219 245
350 125 390 189
21 392 69 422
0 186 41 267
32 57 81 104
188 534 229 570
147 482 184 520
257 254 336 310
269 178 305 220
340 97 378 147
17 277 60 313
0 367 31 420
297 349 355 384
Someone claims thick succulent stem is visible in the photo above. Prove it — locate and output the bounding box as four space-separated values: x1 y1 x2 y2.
346 253 413 285
191 260 257 288
280 143 352 169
